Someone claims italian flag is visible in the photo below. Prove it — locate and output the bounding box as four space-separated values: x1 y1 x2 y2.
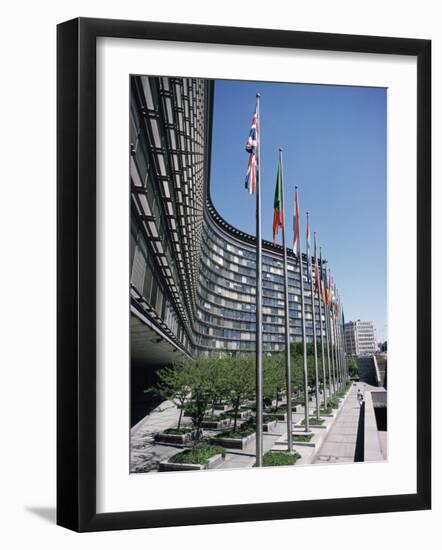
272 156 284 244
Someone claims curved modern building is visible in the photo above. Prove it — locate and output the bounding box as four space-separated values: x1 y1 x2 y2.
130 75 328 422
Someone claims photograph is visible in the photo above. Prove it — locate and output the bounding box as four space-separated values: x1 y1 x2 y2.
129 74 388 474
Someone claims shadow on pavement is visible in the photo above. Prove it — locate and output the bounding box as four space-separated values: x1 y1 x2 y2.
354 401 365 462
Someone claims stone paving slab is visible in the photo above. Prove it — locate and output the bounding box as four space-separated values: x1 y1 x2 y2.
130 384 384 473
312 382 384 464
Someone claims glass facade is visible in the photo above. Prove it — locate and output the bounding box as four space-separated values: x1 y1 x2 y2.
130 75 328 360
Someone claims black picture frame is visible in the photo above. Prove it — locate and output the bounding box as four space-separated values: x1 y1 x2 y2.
57 17 431 532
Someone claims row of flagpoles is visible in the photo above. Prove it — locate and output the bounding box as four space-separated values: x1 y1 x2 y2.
245 94 348 465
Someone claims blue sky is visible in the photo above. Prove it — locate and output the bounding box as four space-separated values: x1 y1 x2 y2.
210 79 387 342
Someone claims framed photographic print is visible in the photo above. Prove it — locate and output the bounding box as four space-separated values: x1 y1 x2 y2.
57 17 431 532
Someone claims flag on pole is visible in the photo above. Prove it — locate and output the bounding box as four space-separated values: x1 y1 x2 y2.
320 249 326 305
272 155 283 244
324 266 330 307
244 103 259 194
293 188 300 256
314 233 320 293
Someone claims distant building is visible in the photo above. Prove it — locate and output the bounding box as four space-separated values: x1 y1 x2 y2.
344 320 377 357
344 322 358 356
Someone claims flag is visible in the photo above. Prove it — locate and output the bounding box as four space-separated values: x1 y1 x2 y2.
272 155 283 244
314 234 320 293
293 188 300 256
327 271 333 309
244 103 259 194
320 248 326 304
306 213 311 281
324 266 330 307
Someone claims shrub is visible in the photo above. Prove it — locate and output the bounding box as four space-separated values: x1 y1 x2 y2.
217 420 256 439
293 433 314 442
168 444 226 465
328 397 340 409
203 413 230 421
263 451 300 467
301 417 325 426
163 427 194 435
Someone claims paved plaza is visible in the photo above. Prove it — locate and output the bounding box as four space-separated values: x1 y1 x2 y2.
130 382 385 473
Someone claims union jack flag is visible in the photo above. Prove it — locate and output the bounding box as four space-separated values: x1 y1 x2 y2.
244 103 259 194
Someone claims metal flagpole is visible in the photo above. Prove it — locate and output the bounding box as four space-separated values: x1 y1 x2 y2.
338 314 343 385
255 94 263 467
322 252 333 399
332 309 341 389
328 270 337 394
317 236 327 410
297 191 309 433
339 317 347 382
330 308 337 393
330 294 338 390
338 297 344 384
280 149 293 452
339 296 347 382
341 298 347 381
336 289 345 384
333 282 341 389
307 215 320 419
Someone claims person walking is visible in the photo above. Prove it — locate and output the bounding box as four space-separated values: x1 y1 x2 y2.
357 388 364 407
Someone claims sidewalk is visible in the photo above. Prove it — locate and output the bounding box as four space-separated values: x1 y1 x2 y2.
313 382 367 464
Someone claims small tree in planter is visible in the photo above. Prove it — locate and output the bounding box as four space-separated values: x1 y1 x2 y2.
223 356 254 431
290 352 304 399
185 358 216 440
206 356 230 417
144 360 193 430
264 353 285 411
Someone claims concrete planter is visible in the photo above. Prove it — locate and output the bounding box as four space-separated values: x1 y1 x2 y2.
213 404 231 412
155 430 196 445
298 421 328 430
236 409 253 420
271 408 297 421
158 453 225 472
292 435 316 447
293 398 312 405
263 419 278 432
320 411 335 418
201 418 231 430
214 432 256 450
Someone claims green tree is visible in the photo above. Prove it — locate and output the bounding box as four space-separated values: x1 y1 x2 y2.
264 353 285 410
348 358 358 377
206 356 230 417
223 356 255 431
184 357 215 440
290 350 304 395
144 360 193 429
